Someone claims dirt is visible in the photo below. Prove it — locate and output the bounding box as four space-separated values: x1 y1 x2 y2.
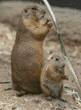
0 1 81 110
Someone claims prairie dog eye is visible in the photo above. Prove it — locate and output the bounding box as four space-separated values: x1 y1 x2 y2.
32 7 37 10
24 9 27 13
56 58 59 61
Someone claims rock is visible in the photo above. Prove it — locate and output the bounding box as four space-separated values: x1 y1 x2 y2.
15 107 22 110
12 107 16 110
57 100 67 108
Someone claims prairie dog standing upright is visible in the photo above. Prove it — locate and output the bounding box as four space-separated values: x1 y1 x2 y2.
40 54 68 101
11 4 52 96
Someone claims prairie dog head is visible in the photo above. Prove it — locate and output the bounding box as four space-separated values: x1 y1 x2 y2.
52 55 65 73
18 5 53 41
46 54 68 82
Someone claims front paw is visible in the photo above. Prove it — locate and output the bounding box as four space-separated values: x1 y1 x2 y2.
63 75 68 80
59 97 68 102
16 91 26 97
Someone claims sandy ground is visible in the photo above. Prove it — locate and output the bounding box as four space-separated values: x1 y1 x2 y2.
0 1 81 110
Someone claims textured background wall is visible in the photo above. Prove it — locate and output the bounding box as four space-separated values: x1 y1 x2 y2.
0 0 81 9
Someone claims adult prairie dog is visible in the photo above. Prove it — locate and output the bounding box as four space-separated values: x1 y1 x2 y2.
40 54 68 101
11 4 52 96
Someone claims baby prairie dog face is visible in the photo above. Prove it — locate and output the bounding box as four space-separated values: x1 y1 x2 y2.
20 5 53 40
46 55 68 82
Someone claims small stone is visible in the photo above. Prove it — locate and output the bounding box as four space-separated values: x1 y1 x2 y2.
9 72 12 77
51 107 55 109
77 60 81 65
32 98 42 104
15 107 22 110
56 108 63 110
46 96 52 101
12 107 16 110
72 105 81 109
64 84 73 89
7 85 12 90
12 107 22 110
57 100 66 108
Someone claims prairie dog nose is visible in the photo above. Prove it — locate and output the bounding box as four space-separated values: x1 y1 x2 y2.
61 63 65 68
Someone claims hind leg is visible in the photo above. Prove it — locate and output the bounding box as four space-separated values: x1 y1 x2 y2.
41 84 52 101
59 86 67 102
12 82 26 96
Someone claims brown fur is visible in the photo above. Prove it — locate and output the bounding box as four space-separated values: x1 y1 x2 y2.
11 5 52 96
40 54 68 101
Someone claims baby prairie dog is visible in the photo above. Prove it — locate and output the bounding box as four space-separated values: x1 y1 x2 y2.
40 55 68 101
11 5 52 96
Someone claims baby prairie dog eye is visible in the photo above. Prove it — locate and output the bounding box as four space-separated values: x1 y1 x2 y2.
56 58 59 61
24 9 27 13
32 7 37 10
